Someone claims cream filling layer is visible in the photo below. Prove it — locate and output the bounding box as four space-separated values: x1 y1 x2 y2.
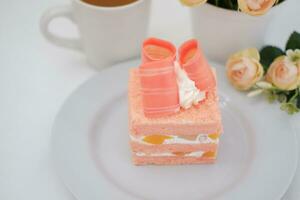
130 134 219 145
135 151 204 157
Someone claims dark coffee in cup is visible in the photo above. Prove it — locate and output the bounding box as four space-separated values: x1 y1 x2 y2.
81 0 138 7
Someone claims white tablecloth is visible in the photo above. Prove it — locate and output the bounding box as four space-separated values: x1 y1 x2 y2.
0 0 299 199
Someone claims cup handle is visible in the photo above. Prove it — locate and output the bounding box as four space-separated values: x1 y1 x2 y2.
40 5 82 51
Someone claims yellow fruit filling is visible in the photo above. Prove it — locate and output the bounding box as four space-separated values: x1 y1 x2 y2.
142 135 173 145
208 133 220 140
202 151 216 158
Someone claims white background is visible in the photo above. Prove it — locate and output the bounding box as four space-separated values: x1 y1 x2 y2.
0 0 300 199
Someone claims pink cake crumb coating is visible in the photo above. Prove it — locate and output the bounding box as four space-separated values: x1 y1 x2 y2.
132 155 216 165
130 141 217 154
129 69 222 136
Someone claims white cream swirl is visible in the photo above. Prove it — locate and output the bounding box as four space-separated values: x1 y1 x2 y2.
174 62 206 109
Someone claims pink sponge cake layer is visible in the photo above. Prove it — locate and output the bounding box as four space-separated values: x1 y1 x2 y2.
132 155 216 165
129 69 222 136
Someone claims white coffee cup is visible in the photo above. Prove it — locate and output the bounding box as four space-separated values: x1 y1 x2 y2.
40 0 151 69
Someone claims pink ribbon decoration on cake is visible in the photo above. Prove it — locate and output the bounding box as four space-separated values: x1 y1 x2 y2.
179 39 216 91
139 38 180 117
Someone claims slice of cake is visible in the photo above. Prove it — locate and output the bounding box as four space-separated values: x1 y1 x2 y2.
128 38 222 165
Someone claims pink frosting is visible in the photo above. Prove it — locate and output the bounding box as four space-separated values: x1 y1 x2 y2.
179 39 216 91
139 38 180 117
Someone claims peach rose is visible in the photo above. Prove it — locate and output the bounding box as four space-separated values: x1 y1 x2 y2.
180 0 207 7
266 56 300 91
238 0 277 16
226 48 264 90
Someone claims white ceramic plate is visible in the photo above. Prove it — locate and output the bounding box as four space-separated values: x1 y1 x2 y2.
52 59 298 200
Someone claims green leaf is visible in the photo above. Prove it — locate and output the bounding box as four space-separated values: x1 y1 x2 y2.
287 89 299 102
278 0 285 3
280 103 299 115
286 31 300 51
207 0 238 10
260 46 285 72
297 94 300 109
266 90 277 103
225 0 234 10
279 88 300 114
277 94 287 103
214 0 219 6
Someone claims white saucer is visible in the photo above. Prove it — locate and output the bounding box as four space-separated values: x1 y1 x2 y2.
52 59 298 200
